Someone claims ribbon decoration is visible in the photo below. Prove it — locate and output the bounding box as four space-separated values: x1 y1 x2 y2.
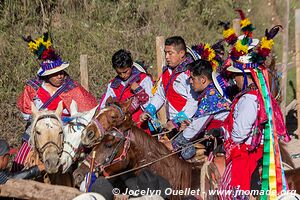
249 68 287 200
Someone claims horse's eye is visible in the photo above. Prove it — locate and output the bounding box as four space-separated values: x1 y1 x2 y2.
36 131 41 135
87 130 95 140
59 131 63 135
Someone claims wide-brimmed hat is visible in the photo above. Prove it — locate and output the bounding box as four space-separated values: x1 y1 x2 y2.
212 71 230 101
23 32 69 77
73 193 105 200
186 46 201 61
37 59 69 76
189 41 231 101
226 55 259 73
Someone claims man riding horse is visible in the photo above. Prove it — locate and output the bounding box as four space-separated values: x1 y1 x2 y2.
171 43 231 161
13 32 98 172
140 36 198 136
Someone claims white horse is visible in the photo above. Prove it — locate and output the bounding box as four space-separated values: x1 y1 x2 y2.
60 100 98 173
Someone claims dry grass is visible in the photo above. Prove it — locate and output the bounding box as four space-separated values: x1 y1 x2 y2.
0 0 299 147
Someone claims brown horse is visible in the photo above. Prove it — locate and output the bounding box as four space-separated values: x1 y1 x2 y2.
74 100 204 199
80 97 133 146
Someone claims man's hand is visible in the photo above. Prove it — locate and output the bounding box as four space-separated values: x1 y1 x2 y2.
130 82 139 91
179 120 191 131
140 112 150 122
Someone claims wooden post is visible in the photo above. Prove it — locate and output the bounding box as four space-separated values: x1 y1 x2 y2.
0 179 81 200
80 54 89 91
295 9 300 137
232 19 240 36
280 0 290 121
155 36 167 124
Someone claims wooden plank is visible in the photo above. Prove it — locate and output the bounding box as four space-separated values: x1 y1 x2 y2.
295 9 300 137
80 54 89 91
155 36 167 124
0 179 81 200
280 0 290 121
232 19 240 36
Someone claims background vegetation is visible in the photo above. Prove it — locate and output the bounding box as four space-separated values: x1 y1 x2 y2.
0 0 299 146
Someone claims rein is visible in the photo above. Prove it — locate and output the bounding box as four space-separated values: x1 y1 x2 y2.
82 133 209 179
33 114 64 158
105 136 208 179
62 117 88 161
83 128 131 176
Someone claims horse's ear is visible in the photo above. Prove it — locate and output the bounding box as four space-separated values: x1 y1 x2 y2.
31 102 38 118
55 101 64 117
70 100 79 117
105 96 114 107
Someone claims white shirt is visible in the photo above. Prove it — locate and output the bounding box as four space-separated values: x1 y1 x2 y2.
149 68 198 120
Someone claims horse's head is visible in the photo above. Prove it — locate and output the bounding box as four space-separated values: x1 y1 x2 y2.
30 102 64 174
81 97 133 146
60 100 98 173
73 128 133 186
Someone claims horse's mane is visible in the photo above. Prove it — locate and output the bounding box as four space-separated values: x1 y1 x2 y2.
129 126 197 190
29 110 63 148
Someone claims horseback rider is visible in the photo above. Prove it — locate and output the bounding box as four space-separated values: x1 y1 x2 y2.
99 49 153 133
218 10 290 200
13 33 98 172
140 36 198 136
172 58 231 160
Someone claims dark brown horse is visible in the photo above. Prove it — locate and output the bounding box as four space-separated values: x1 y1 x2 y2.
74 100 204 199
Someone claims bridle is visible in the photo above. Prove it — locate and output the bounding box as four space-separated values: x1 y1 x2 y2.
62 119 87 161
83 128 131 177
86 104 126 144
32 114 64 159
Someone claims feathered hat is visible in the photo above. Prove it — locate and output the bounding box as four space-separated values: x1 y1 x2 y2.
23 32 69 77
189 40 230 101
219 9 288 200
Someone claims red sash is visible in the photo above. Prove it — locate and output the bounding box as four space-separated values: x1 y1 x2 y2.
161 70 187 111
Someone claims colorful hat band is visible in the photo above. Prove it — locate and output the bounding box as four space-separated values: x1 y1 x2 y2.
215 74 229 98
233 61 259 70
38 59 64 76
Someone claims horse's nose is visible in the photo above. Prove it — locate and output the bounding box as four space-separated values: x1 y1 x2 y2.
44 157 59 174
